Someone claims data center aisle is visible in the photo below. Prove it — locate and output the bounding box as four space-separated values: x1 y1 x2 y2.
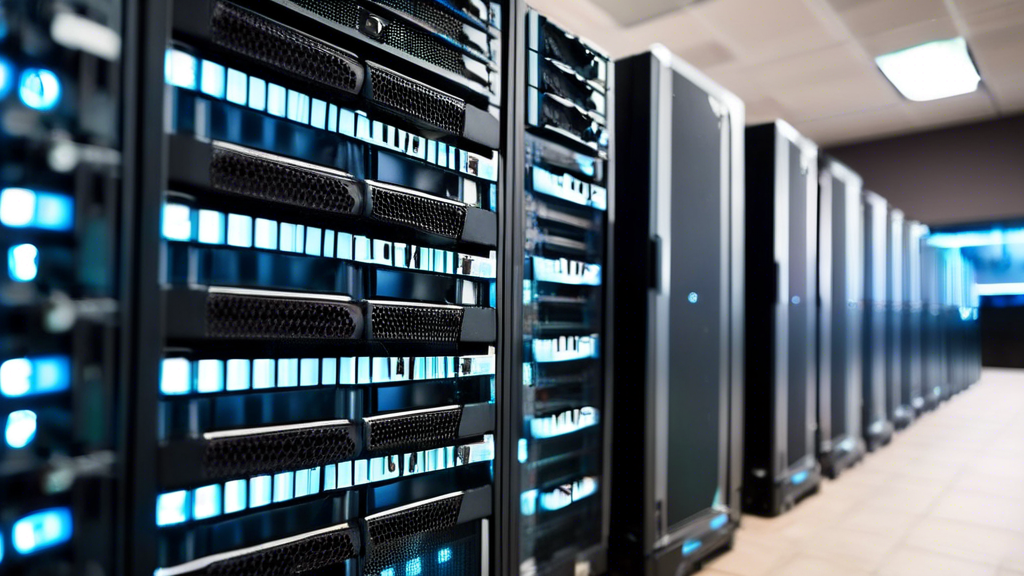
703 369 1024 576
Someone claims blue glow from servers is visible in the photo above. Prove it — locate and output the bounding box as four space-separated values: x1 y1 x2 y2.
192 484 222 520
518 438 528 463
709 513 728 531
0 356 71 398
688 292 699 304
926 227 1024 249
8 244 39 282
682 539 702 556
438 547 452 564
791 470 809 485
164 49 198 89
5 410 37 448
12 508 72 555
156 491 189 526
18 69 61 111
381 569 395 576
0 57 12 98
406 557 422 575
0 188 74 231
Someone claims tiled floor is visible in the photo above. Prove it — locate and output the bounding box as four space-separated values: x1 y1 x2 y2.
703 369 1024 576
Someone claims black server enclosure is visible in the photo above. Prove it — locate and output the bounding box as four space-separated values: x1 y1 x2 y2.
510 7 614 576
885 209 913 429
0 0 127 572
861 192 894 451
816 157 865 478
128 0 514 574
742 122 821 516
611 47 744 576
902 221 927 414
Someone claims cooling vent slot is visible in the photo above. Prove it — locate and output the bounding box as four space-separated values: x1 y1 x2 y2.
540 61 600 114
209 142 364 216
203 421 359 479
365 62 466 137
363 493 464 575
364 301 464 343
540 20 599 81
366 183 467 240
540 95 601 144
209 0 364 95
204 290 363 340
155 524 359 576
364 406 463 452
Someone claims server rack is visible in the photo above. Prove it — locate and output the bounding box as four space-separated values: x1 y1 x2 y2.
512 8 613 576
920 238 944 409
0 1 125 573
129 0 514 573
611 47 744 576
860 192 892 451
902 221 927 414
816 157 865 478
885 209 913 429
742 122 820 516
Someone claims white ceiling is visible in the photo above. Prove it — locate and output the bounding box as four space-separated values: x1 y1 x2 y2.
527 0 1024 146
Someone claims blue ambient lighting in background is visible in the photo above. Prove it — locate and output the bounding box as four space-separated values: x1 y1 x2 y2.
406 557 422 576
18 69 61 111
5 410 37 448
0 188 74 231
8 244 39 282
156 491 189 526
12 508 72 554
0 57 12 99
0 356 71 398
438 548 453 564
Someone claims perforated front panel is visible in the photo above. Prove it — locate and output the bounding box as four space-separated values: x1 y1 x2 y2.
367 303 464 342
368 185 467 239
364 494 464 574
365 407 462 452
204 424 358 478
365 63 466 136
204 527 358 576
206 293 362 340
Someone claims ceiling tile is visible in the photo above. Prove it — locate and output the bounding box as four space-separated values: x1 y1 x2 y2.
586 0 698 27
676 40 736 68
951 0 1021 16
962 1 1024 36
744 43 869 90
984 73 1024 113
970 21 1024 83
795 104 916 145
768 70 900 122
743 96 791 125
695 0 841 63
904 90 998 128
826 0 949 37
859 16 959 56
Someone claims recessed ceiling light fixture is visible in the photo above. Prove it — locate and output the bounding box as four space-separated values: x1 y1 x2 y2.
875 37 981 102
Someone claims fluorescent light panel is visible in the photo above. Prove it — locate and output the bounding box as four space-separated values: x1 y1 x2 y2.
976 283 1024 296
876 37 980 102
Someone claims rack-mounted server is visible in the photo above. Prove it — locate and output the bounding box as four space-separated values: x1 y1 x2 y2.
611 47 743 576
131 0 512 574
743 121 821 516
886 209 913 429
816 157 865 479
901 221 927 415
860 191 893 452
0 1 124 573
512 9 612 576
920 239 944 409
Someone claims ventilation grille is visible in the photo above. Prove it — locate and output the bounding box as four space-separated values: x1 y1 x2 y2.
366 495 463 556
206 293 362 340
374 0 480 43
365 407 462 452
364 521 469 576
210 145 363 215
204 527 358 576
291 0 361 28
366 63 466 137
210 0 363 95
541 21 598 80
367 303 464 342
541 96 599 144
204 424 358 479
541 62 597 114
367 185 466 240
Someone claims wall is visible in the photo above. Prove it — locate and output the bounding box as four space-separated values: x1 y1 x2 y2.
828 114 1024 227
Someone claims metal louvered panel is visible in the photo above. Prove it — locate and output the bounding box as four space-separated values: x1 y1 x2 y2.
364 301 465 342
209 142 364 215
209 0 364 95
205 289 364 340
365 62 467 137
363 493 464 575
366 182 467 240
363 406 463 452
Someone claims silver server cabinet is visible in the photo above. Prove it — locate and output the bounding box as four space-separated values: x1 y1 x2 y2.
610 47 744 576
742 122 821 516
886 209 913 429
816 158 865 478
902 221 928 414
512 7 614 576
861 192 893 451
920 239 944 409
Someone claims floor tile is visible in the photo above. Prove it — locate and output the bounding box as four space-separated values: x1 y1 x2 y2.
877 547 998 576
904 518 1019 565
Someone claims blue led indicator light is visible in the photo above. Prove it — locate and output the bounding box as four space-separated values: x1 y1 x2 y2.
688 292 699 304
165 49 198 89
1 356 71 398
19 69 61 110
682 539 702 556
224 479 247 514
9 244 39 282
200 60 226 98
406 557 422 576
791 296 801 305
791 470 809 485
5 410 37 448
0 57 13 98
156 491 189 526
380 569 395 576
13 508 72 554
709 513 728 531
438 547 452 564
1 188 74 231
193 484 222 520
160 358 191 395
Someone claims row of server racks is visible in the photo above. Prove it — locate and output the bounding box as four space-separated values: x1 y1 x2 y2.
1 0 749 574
0 0 981 573
740 121 983 519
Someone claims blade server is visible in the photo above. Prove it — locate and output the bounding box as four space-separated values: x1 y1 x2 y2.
134 0 511 574
885 208 913 429
513 8 613 576
0 1 123 573
611 47 744 576
860 191 893 452
742 121 821 516
816 157 865 479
